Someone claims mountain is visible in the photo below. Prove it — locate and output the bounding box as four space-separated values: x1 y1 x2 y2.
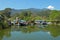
11 8 51 17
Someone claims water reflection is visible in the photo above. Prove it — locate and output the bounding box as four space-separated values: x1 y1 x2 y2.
0 25 60 40
45 25 60 37
0 29 11 40
11 25 41 33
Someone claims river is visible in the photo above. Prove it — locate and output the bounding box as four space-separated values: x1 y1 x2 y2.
0 25 60 40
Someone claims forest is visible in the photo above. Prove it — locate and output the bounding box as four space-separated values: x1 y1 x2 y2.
0 8 60 29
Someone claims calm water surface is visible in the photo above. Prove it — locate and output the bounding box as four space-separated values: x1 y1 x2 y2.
0 25 60 40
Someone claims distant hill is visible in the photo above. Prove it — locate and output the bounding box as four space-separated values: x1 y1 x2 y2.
11 8 51 17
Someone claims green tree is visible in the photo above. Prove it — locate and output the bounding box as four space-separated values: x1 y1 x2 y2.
49 10 60 21
2 8 12 18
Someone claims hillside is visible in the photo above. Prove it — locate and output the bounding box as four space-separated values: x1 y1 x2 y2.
10 8 51 17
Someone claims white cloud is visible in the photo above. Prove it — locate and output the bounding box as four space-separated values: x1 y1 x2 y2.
47 5 54 10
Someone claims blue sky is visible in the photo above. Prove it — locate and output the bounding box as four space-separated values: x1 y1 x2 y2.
0 0 60 10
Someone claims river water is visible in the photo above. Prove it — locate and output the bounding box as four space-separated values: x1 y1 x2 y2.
0 25 60 40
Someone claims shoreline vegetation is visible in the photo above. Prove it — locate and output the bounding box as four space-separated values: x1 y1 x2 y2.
0 8 60 29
